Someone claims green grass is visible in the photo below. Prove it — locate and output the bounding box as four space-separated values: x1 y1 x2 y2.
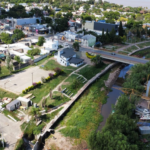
124 45 138 52
0 88 17 99
21 73 70 103
59 72 110 140
41 107 63 123
3 109 20 121
46 92 70 108
118 51 129 55
61 74 86 96
77 64 107 80
132 48 150 59
0 66 10 78
137 42 150 48
41 59 76 74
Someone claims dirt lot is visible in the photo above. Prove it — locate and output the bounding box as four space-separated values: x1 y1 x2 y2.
0 66 54 94
0 113 22 150
44 131 87 150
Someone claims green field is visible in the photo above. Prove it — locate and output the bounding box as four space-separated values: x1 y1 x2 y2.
0 66 10 78
77 64 107 80
0 88 17 99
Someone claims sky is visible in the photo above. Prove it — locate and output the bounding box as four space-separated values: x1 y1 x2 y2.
107 0 150 8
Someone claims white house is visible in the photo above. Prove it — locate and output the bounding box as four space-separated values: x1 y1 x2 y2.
64 31 78 41
54 48 84 67
41 38 59 54
79 6 85 11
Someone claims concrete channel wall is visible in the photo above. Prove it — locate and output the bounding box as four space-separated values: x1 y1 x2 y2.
32 62 117 150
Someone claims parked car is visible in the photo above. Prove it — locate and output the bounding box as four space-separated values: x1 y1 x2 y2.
140 114 150 120
111 52 116 55
135 106 150 114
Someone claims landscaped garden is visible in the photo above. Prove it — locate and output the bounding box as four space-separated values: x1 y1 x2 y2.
137 42 150 48
123 45 138 53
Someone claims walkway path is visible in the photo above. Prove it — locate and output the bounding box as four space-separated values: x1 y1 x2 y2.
116 40 150 52
34 62 117 149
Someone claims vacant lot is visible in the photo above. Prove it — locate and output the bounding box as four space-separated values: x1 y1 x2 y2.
0 66 53 94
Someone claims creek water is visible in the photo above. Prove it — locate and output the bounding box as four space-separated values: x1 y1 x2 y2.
98 64 133 131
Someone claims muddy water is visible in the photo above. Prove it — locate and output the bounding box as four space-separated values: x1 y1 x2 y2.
98 64 133 131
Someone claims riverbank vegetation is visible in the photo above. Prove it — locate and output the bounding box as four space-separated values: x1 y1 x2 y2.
56 72 110 145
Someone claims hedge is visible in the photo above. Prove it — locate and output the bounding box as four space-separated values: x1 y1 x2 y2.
86 52 96 59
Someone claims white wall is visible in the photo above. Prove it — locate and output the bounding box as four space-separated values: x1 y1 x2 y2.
15 18 41 25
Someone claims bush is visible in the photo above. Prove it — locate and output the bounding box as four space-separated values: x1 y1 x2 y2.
2 103 7 108
49 73 54 78
22 90 26 94
32 82 37 87
53 67 62 74
37 81 41 86
86 52 95 59
41 76 46 83
27 48 41 56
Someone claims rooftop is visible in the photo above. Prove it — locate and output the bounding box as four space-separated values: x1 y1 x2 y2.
61 48 75 58
69 57 84 64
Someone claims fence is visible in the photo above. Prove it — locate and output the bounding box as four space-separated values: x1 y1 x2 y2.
34 53 49 63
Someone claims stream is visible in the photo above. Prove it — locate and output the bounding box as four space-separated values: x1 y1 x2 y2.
98 64 133 131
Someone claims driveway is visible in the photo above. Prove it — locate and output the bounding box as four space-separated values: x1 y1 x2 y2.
0 113 22 150
0 66 54 94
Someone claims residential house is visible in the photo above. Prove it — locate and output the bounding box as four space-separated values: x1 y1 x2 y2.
64 31 78 41
55 48 84 67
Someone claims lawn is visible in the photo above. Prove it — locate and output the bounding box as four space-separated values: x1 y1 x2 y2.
77 64 107 80
137 42 150 48
21 73 70 103
0 66 10 78
61 74 86 96
58 72 110 141
0 88 17 99
41 59 76 74
123 45 138 52
46 92 70 108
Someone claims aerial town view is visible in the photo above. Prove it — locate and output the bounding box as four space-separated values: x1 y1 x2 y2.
0 0 150 150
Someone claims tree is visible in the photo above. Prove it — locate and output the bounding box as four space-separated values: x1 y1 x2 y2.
56 12 62 18
14 56 21 70
119 21 124 37
6 54 12 74
91 55 102 66
0 33 12 44
11 29 25 42
73 42 80 51
37 36 45 46
30 107 40 122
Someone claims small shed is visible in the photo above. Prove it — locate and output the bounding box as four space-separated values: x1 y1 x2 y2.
6 100 21 111
17 97 30 107
139 126 150 135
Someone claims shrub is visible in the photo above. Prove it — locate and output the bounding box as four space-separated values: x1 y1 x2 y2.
37 81 41 86
49 73 54 78
86 52 95 59
32 82 37 87
27 48 40 56
2 103 7 108
41 76 46 83
53 67 62 74
22 90 26 94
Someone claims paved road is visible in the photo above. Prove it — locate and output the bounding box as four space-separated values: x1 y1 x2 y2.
80 47 149 64
0 113 22 150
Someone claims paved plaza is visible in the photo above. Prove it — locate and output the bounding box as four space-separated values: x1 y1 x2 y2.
0 66 54 94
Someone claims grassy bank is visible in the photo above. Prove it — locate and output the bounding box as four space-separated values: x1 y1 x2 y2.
132 48 150 59
77 64 107 80
0 66 11 78
46 92 70 108
137 42 150 48
123 45 138 52
3 110 20 121
56 72 110 143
